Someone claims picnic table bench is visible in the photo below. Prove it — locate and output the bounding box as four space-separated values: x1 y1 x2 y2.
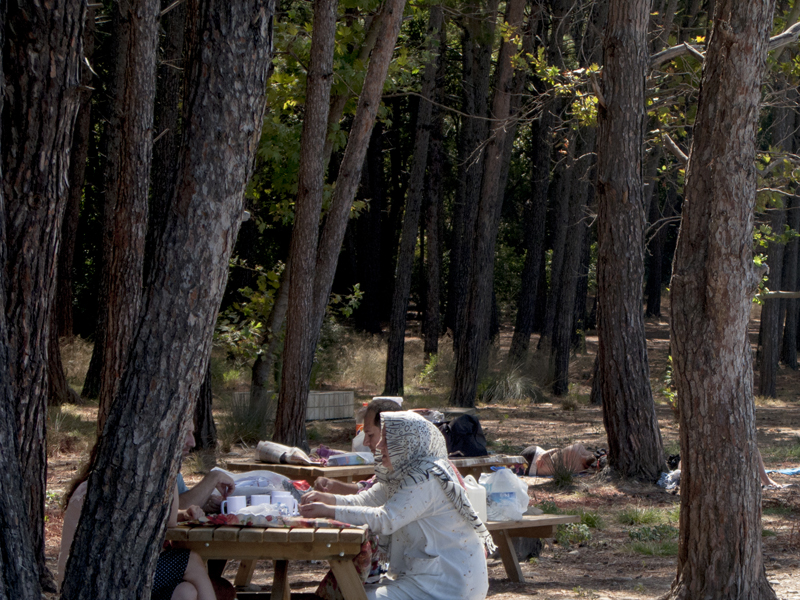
166 524 368 600
486 514 580 582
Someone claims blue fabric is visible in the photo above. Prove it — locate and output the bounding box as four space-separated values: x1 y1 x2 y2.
177 472 189 495
765 466 800 475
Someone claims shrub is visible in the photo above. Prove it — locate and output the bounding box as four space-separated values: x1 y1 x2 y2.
568 509 604 529
479 364 542 404
617 506 662 526
217 391 274 450
556 523 591 547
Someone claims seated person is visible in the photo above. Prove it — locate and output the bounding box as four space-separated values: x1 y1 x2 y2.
177 427 235 513
59 444 215 600
522 442 598 476
314 398 403 495
300 411 492 600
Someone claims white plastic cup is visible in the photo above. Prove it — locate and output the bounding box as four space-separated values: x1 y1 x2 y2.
270 491 298 515
221 496 246 515
251 494 272 506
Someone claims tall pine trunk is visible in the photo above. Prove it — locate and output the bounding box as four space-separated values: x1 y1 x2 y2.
92 0 160 432
666 0 778 597
2 0 86 589
384 4 443 395
595 0 665 480
61 1 274 598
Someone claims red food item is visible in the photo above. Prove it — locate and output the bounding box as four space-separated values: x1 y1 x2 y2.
292 480 311 492
205 513 240 526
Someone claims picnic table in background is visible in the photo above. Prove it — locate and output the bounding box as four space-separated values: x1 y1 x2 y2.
224 462 376 486
449 454 528 480
166 522 368 600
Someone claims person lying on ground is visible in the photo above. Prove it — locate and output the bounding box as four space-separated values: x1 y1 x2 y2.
177 426 235 513
58 443 216 600
313 398 404 495
300 411 493 600
521 442 599 476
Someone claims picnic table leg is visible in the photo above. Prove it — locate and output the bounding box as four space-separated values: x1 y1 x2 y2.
271 560 291 600
328 559 368 600
233 559 256 587
492 529 525 583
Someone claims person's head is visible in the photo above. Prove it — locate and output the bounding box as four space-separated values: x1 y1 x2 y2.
378 411 447 472
363 398 403 453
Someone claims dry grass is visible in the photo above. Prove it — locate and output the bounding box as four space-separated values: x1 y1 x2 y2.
59 336 94 393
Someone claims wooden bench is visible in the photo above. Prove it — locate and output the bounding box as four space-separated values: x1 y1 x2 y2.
486 514 580 582
449 455 527 480
166 524 368 600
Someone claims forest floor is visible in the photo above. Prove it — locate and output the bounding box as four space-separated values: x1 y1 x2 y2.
45 308 800 599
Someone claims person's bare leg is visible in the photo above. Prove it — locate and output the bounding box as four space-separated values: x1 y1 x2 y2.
182 551 217 600
171 582 198 600
758 448 780 487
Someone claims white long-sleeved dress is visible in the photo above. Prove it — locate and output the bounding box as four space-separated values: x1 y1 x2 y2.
334 478 488 600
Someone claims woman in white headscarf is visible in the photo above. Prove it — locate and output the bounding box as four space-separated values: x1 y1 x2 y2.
300 411 492 600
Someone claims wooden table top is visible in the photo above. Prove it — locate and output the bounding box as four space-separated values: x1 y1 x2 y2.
166 523 367 545
224 461 376 484
450 454 527 468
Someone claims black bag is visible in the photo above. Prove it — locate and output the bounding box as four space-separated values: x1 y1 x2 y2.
438 414 488 457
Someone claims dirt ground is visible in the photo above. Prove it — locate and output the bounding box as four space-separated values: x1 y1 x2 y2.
45 310 800 599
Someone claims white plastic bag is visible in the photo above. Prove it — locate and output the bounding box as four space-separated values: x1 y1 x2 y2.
463 474 487 523
479 468 529 521
351 429 370 453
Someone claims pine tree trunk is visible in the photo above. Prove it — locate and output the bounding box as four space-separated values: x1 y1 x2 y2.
276 0 407 447
61 1 274 598
194 364 217 451
595 0 666 481
384 4 443 395
552 129 595 395
781 193 800 368
509 110 550 362
450 0 527 407
145 0 187 287
445 0 499 343
423 107 446 359
250 263 290 406
57 9 95 339
666 0 777 597
2 0 86 589
276 0 338 450
0 19 43 597
94 0 160 432
758 206 786 397
352 126 385 334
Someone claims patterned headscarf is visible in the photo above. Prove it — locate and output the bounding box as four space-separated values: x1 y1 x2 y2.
375 411 496 553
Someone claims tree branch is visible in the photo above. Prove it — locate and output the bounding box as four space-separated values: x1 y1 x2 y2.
662 133 688 164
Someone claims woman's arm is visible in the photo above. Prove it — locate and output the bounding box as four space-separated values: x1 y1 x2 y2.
334 479 436 535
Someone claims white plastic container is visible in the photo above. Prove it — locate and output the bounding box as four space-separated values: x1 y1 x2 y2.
463 474 488 523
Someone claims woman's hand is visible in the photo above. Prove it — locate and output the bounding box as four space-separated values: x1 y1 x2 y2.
301 491 335 505
178 505 205 522
299 502 335 519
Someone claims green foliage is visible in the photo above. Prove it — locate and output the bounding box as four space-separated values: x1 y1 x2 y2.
537 501 562 515
218 392 274 449
626 540 679 557
617 506 662 526
567 509 604 529
660 355 679 418
557 523 591 547
551 453 575 489
478 364 541 404
628 524 678 542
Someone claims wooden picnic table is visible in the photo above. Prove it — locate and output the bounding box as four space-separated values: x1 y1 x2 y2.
166 524 368 600
225 454 526 486
224 462 376 486
449 455 527 480
486 514 580 582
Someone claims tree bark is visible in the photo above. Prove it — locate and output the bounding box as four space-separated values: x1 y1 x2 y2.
2 0 85 589
509 108 550 362
276 0 338 449
552 129 595 395
781 194 800 368
61 1 274 598
595 0 666 481
92 0 160 433
0 17 42 597
275 0 408 447
250 263 290 406
384 4 443 395
445 0 499 343
145 0 187 288
193 364 217 451
666 0 777 597
758 205 786 397
450 0 526 407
